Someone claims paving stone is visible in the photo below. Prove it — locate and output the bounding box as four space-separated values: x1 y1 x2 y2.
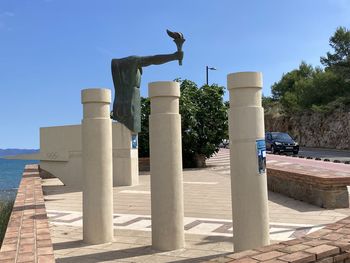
19 244 34 254
231 257 259 263
322 233 344 241
325 224 345 230
19 237 35 246
306 229 333 239
37 239 53 248
334 252 350 262
209 257 233 262
280 240 305 246
279 244 311 253
332 242 350 252
278 251 315 263
252 251 286 261
0 250 16 260
38 254 56 263
17 252 35 262
335 228 350 235
303 240 330 247
38 246 54 255
262 260 286 263
257 244 286 253
0 243 17 252
304 244 340 260
0 260 16 263
227 250 260 259
315 257 334 263
2 237 18 245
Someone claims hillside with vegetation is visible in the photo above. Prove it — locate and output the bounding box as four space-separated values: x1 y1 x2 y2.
264 27 350 149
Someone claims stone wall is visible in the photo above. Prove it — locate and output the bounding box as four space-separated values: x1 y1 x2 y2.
267 167 350 209
264 110 350 150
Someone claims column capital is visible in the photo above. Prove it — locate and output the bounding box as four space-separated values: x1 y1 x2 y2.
227 72 262 90
149 81 180 98
81 88 111 104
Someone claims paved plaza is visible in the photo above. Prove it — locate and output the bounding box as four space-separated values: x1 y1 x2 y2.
43 149 350 262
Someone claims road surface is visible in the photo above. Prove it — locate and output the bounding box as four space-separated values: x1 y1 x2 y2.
298 147 350 162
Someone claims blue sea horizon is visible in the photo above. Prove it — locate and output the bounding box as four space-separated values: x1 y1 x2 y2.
0 158 39 201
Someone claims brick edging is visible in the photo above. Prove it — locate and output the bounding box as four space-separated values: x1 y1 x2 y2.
0 164 55 263
207 217 350 263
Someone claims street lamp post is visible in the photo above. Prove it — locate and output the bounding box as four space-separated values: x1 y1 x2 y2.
206 66 217 85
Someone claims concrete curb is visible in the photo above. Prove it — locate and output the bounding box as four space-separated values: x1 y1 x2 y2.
266 152 349 164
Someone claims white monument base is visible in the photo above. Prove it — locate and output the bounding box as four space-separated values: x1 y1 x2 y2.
11 122 138 188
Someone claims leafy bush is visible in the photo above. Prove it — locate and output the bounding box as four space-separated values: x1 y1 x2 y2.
0 199 14 247
138 79 228 168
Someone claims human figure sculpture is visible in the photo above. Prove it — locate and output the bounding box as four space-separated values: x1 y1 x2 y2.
111 30 185 133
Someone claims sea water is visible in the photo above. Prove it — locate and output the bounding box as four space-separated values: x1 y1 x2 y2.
0 159 39 200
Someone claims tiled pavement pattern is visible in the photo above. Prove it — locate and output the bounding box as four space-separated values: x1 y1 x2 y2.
42 149 350 262
0 164 55 263
47 210 323 241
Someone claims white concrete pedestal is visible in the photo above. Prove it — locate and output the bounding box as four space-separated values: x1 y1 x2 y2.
81 88 114 244
227 72 270 251
149 81 185 251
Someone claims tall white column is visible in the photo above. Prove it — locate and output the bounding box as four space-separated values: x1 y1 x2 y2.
81 88 114 244
149 81 185 251
227 72 270 251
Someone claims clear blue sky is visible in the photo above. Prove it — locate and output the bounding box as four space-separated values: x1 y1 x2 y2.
1 0 349 148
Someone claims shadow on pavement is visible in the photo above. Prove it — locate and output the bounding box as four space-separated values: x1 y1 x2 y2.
268 191 326 212
54 241 231 263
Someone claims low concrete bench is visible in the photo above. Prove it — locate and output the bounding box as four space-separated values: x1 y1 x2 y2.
267 165 350 209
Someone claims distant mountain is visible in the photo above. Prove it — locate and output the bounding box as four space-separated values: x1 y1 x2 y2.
0 149 39 157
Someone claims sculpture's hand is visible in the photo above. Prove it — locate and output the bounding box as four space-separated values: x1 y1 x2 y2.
175 51 184 63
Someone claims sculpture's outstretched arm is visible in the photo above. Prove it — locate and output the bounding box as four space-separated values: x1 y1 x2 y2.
139 52 183 67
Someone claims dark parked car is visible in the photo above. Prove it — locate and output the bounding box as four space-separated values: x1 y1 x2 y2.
265 132 299 154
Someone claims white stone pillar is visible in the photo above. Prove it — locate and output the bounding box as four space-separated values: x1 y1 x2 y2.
112 122 139 186
149 81 184 251
227 72 270 251
81 88 114 244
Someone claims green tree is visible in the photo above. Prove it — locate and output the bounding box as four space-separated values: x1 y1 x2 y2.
321 26 350 79
180 80 228 167
138 79 228 168
269 26 350 115
300 70 347 109
271 62 314 113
